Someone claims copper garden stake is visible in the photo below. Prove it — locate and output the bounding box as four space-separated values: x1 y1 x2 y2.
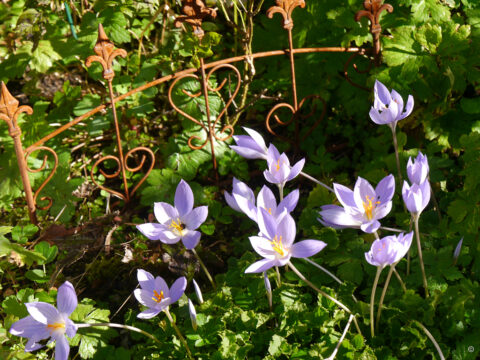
355 0 394 66
86 24 155 202
0 82 37 224
173 1 236 180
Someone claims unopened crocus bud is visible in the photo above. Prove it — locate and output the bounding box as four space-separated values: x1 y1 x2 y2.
188 298 197 331
453 237 463 265
263 272 273 311
192 279 203 304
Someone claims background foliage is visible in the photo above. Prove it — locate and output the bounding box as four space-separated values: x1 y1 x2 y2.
0 0 479 359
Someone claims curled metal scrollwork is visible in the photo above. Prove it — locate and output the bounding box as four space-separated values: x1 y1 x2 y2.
266 94 327 145
343 51 372 91
124 147 155 197
90 147 155 201
168 63 241 151
24 146 59 211
91 155 125 200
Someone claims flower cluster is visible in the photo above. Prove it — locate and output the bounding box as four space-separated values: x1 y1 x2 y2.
318 175 395 233
402 152 431 215
137 179 208 250
9 282 78 360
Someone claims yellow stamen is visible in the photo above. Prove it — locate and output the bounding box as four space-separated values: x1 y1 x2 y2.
169 218 185 236
152 290 164 303
265 207 272 215
270 235 286 256
362 195 380 220
47 322 65 333
275 159 281 171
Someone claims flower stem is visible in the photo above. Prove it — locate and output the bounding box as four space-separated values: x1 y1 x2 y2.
390 126 403 186
414 321 445 360
303 258 343 285
375 264 394 330
275 266 282 286
414 214 429 297
192 248 216 290
299 171 334 193
278 183 284 202
164 308 193 360
406 215 413 276
76 322 161 345
287 261 362 337
393 268 407 292
325 315 355 360
370 266 383 338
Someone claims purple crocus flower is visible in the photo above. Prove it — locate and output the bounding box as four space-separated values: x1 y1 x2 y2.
137 180 208 250
369 80 414 130
245 209 327 273
402 180 430 215
318 175 395 233
225 179 299 224
365 232 413 268
407 152 429 185
224 177 256 219
134 269 187 319
263 144 305 186
9 282 78 360
230 127 269 160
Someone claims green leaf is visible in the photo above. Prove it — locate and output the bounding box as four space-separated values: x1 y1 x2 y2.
11 224 38 244
34 241 58 264
30 40 61 73
460 98 480 114
25 269 49 283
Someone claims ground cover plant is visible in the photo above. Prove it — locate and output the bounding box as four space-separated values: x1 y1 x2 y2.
1 0 479 359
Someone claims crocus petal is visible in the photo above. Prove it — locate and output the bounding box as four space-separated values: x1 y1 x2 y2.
245 258 276 273
175 180 194 217
137 269 155 292
233 192 257 221
277 213 296 247
420 180 431 211
157 230 181 245
26 303 59 325
188 298 197 330
192 279 203 304
398 94 414 120
25 338 44 352
54 334 69 360
230 144 265 159
57 281 77 316
10 316 49 340
453 237 463 261
390 89 404 115
360 220 381 233
244 127 268 153
287 158 305 181
374 80 392 107
154 202 178 225
263 169 281 184
365 251 381 267
137 308 162 319
278 189 299 214
333 183 357 208
137 223 167 241
369 107 387 125
169 277 187 304
65 318 77 339
291 240 327 258
257 186 277 215
134 289 160 309
374 201 392 220
181 230 201 249
375 174 395 203
353 177 376 210
224 191 241 212
318 205 360 228
182 206 208 230
249 236 277 259
258 207 277 239
154 276 170 298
